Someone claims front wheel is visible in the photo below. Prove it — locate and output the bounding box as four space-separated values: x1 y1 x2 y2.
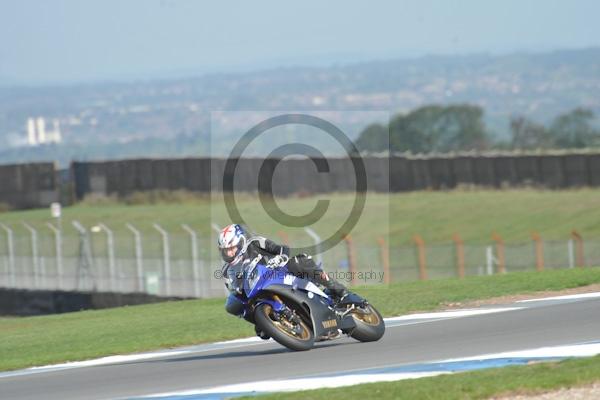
254 303 314 351
349 304 385 342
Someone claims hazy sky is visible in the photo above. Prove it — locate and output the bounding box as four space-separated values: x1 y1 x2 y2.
1 0 599 85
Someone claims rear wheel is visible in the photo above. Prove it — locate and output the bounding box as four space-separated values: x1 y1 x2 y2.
349 304 385 342
254 303 314 351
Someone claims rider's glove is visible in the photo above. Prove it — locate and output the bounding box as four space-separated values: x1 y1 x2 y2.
266 255 283 269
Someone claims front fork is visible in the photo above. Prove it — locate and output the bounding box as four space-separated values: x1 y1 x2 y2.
255 295 303 329
254 294 286 314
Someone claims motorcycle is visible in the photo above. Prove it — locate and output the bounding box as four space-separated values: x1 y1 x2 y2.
227 254 385 351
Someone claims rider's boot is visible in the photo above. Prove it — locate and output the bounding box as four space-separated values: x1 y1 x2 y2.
314 271 368 306
314 271 348 303
326 280 349 302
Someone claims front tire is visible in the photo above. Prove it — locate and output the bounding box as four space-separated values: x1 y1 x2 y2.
349 304 385 342
254 303 314 351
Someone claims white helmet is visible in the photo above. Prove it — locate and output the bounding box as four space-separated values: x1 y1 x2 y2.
217 224 247 263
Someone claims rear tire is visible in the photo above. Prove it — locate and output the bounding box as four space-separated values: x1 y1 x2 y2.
254 303 314 351
349 304 385 342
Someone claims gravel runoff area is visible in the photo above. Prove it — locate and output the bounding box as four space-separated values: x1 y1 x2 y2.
493 383 600 400
442 283 600 309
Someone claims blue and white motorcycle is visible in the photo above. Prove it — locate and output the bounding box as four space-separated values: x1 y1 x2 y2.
228 254 385 351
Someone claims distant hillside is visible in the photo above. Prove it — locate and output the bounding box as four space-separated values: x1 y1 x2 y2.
1 48 599 163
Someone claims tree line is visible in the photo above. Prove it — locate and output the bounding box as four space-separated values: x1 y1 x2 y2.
354 104 600 153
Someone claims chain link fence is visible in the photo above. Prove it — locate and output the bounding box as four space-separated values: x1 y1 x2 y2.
1 222 599 298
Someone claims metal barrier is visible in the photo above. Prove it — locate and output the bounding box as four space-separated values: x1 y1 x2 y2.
0 223 598 298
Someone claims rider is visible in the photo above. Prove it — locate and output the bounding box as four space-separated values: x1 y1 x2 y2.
218 224 348 336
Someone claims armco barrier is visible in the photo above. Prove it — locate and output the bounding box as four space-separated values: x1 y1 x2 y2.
0 288 186 316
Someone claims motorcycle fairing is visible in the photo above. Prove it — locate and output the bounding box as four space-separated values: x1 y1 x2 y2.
261 284 354 339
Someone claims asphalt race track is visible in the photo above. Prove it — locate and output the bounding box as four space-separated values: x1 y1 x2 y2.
2 294 600 399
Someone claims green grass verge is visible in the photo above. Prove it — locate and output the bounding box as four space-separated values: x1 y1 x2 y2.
1 189 600 245
252 355 600 400
1 267 600 372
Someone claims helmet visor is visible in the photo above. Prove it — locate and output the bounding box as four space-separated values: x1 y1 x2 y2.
221 244 241 263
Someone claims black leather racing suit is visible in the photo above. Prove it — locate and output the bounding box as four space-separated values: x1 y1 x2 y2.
223 236 346 319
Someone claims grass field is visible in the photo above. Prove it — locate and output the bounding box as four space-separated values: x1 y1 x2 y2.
0 189 599 247
253 355 600 400
2 267 600 372
3 189 599 395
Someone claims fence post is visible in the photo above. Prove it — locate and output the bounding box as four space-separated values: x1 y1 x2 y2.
568 239 574 268
492 232 506 274
23 222 40 288
98 223 117 292
182 224 201 298
126 223 145 292
344 235 358 286
571 230 585 267
305 227 323 266
452 233 465 279
72 220 96 291
531 232 544 271
46 222 64 290
377 237 391 284
413 235 428 280
153 223 171 296
485 246 495 275
0 223 16 287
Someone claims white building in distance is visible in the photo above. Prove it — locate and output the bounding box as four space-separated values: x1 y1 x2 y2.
27 117 62 145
